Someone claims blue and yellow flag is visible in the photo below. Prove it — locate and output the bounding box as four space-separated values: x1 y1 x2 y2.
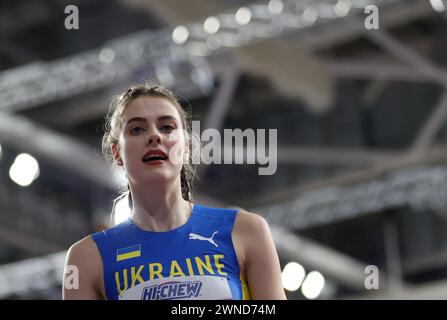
116 244 141 262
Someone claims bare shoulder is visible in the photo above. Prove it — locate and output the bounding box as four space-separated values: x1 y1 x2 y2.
233 209 286 299
233 209 270 237
66 235 103 279
67 235 101 262
232 208 272 266
64 235 104 299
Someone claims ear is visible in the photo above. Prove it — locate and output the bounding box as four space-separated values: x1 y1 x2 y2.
112 144 123 166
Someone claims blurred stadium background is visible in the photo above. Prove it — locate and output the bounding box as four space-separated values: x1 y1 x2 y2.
1 0 447 300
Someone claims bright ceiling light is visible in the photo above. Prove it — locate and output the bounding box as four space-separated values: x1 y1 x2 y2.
302 7 318 24
301 271 325 299
334 0 351 17
235 7 252 25
9 153 40 187
281 262 306 291
268 0 284 15
99 48 115 64
172 25 189 44
204 16 220 34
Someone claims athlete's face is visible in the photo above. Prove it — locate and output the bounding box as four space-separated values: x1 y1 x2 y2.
113 96 188 186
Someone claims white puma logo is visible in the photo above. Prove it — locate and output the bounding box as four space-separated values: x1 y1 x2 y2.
188 231 219 247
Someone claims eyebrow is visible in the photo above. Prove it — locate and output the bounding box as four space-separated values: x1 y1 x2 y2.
125 115 178 126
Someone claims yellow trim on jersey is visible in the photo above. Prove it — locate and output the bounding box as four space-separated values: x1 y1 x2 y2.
240 272 251 300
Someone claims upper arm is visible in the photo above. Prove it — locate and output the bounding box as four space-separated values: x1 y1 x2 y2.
233 210 287 300
62 236 105 300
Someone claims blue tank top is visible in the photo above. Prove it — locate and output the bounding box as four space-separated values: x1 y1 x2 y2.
91 204 250 300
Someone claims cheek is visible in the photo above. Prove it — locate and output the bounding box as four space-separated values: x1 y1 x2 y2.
166 133 187 165
120 138 140 162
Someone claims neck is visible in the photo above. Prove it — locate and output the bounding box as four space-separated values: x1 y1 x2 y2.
129 177 192 232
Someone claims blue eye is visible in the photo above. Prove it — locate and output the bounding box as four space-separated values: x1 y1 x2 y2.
160 124 175 133
130 126 145 134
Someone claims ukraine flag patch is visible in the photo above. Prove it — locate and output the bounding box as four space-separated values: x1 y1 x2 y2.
117 244 141 262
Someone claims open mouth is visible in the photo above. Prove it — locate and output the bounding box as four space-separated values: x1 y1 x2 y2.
143 155 168 162
142 150 168 163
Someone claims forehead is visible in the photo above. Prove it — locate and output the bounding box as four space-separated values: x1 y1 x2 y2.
121 96 181 122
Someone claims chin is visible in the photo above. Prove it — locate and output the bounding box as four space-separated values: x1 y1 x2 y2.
140 169 180 185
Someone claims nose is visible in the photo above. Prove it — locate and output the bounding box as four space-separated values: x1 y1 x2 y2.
147 133 161 145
